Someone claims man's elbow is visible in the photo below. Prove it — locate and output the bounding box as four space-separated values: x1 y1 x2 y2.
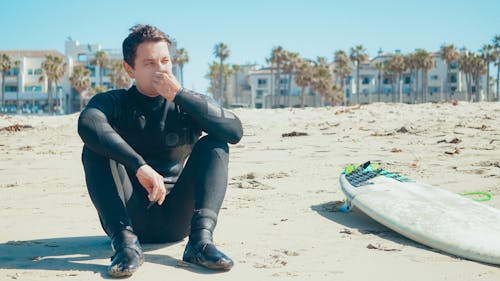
227 124 243 144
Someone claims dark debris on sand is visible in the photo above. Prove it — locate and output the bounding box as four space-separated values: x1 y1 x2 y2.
0 124 33 132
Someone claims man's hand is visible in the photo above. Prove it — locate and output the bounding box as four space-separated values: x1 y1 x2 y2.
152 69 181 101
136 164 167 206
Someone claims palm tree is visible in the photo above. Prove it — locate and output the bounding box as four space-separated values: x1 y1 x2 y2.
334 50 351 105
470 53 486 102
406 52 419 103
481 44 496 101
492 34 500 101
108 60 131 89
230 64 241 104
14 60 21 112
173 48 189 87
281 51 300 107
40 54 67 114
91 50 110 88
459 50 474 101
374 61 384 102
440 44 459 100
294 59 313 108
415 49 433 103
206 61 235 105
70 66 91 110
386 54 407 103
267 46 286 107
311 57 333 106
349 45 368 104
213 43 230 106
0 53 13 108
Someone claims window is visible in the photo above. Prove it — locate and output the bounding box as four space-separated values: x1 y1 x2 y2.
362 89 369 94
430 75 439 80
450 74 457 83
257 78 267 87
28 69 33 75
5 86 18 92
34 69 42 75
404 76 411 84
78 54 88 62
362 77 370 85
383 78 392 85
450 62 458 69
429 87 440 94
280 89 288 96
256 90 264 98
280 78 288 85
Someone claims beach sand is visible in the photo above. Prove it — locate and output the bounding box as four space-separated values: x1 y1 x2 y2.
0 101 499 280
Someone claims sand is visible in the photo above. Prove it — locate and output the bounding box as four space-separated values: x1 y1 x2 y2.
0 101 499 280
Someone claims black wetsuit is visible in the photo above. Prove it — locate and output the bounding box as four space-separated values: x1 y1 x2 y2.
78 86 243 243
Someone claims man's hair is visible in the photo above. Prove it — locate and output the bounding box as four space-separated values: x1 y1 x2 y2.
122 24 172 67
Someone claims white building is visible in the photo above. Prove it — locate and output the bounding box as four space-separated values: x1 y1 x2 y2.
0 50 69 114
222 49 489 109
0 38 180 114
344 50 487 105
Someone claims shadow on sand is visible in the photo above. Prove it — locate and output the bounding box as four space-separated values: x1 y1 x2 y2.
311 201 429 249
0 235 222 278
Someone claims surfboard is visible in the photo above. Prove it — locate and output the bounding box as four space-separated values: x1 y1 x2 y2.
339 161 500 265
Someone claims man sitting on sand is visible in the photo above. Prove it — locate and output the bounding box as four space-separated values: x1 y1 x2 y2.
77 24 243 277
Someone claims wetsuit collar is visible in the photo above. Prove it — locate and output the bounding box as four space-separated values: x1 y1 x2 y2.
129 85 165 110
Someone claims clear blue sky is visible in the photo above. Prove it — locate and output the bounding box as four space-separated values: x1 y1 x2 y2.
1 0 499 92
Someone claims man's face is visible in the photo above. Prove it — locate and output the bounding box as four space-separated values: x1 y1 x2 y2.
123 40 172 97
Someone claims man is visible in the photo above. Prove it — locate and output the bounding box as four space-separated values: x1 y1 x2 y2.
78 24 243 277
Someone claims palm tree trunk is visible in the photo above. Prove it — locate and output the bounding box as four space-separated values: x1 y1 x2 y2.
287 72 293 107
275 66 281 107
1 72 5 108
377 72 382 103
300 88 306 108
47 80 53 114
496 59 500 101
423 71 427 103
181 65 185 88
218 58 223 105
356 63 360 104
415 70 419 103
486 64 490 101
445 63 451 100
80 92 84 111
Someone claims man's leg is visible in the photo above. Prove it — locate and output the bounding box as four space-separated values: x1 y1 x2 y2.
81 146 146 277
147 135 234 270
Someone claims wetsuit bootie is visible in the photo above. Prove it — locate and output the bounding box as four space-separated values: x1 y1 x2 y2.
108 229 144 277
182 209 234 270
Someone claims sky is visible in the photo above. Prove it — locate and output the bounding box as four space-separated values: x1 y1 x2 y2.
1 0 499 92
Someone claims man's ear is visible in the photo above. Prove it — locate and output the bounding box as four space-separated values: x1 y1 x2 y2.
123 61 135 79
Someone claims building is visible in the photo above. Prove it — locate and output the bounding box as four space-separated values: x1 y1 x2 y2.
0 38 180 114
221 49 489 109
343 50 487 105
0 50 68 114
220 65 321 109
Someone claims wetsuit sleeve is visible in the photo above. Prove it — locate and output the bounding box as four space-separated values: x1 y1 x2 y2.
173 88 243 144
77 93 146 173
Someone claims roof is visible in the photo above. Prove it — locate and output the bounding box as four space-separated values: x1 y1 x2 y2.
0 50 64 58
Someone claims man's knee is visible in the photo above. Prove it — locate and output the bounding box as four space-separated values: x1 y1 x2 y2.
193 135 229 156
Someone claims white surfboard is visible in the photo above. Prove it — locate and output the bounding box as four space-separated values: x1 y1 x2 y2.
339 161 500 265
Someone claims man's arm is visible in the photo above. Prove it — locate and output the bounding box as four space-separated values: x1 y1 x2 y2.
77 93 146 173
152 68 243 144
173 88 244 144
78 92 167 205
